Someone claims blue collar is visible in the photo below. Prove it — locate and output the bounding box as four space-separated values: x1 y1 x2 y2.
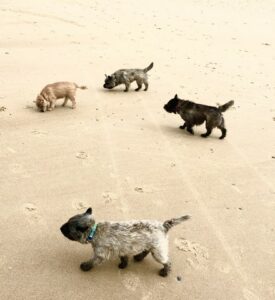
87 224 97 241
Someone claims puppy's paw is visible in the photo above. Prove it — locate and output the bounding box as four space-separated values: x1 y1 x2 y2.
80 261 93 272
179 125 185 130
159 268 169 277
118 262 128 269
187 129 194 135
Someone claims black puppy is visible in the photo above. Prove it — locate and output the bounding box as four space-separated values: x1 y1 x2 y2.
163 94 234 139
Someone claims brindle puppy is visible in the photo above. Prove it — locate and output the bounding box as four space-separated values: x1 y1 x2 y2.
103 62 154 92
60 208 190 277
164 94 234 139
35 82 87 112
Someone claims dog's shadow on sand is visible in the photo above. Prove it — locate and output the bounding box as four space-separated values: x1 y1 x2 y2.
159 124 221 141
56 246 158 278
24 103 76 115
98 88 146 94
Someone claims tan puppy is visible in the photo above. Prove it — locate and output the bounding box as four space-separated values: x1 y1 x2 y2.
35 82 87 112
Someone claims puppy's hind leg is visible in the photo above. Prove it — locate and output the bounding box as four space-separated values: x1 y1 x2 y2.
218 118 227 139
143 78 149 91
118 256 128 269
62 97 69 107
151 246 171 277
135 79 142 91
219 128 227 139
201 124 213 138
134 250 149 262
68 95 76 109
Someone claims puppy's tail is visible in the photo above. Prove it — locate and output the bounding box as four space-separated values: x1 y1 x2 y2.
143 62 154 73
163 215 191 233
75 84 88 90
218 100 234 112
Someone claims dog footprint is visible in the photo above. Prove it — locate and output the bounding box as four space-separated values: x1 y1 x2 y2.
214 261 232 274
102 192 118 204
9 163 24 174
174 238 209 269
24 203 36 212
31 130 48 136
72 201 88 210
23 203 45 226
134 187 143 193
75 151 88 159
121 271 141 291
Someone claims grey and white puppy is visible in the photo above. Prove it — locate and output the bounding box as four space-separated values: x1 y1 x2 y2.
103 62 154 92
60 208 190 277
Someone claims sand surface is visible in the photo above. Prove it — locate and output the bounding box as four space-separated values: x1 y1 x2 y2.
1 0 275 299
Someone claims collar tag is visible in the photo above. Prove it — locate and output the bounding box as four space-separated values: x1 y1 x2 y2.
87 224 97 241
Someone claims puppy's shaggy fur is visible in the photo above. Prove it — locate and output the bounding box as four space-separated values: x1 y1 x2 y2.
164 94 234 139
103 62 154 92
60 208 190 277
35 82 87 112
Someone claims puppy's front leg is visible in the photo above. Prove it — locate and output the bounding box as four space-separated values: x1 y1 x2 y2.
80 255 104 272
179 123 186 130
118 256 128 269
50 99 56 111
124 82 130 92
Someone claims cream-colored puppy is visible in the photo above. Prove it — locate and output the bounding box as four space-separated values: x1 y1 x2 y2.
35 82 87 112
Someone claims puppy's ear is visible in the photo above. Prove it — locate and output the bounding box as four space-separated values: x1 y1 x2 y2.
174 94 178 99
105 74 108 78
85 207 92 215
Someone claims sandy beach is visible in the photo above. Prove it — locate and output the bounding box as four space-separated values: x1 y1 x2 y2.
0 0 275 299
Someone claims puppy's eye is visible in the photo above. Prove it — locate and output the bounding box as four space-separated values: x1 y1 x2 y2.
76 226 88 233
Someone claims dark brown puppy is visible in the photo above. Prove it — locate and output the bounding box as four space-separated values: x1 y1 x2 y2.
163 94 234 139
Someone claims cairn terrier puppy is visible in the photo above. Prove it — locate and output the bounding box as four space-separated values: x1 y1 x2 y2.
103 62 154 92
164 94 234 139
60 208 190 277
35 82 87 112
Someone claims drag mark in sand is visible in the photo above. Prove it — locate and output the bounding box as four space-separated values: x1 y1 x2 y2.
0 8 84 28
139 98 261 298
